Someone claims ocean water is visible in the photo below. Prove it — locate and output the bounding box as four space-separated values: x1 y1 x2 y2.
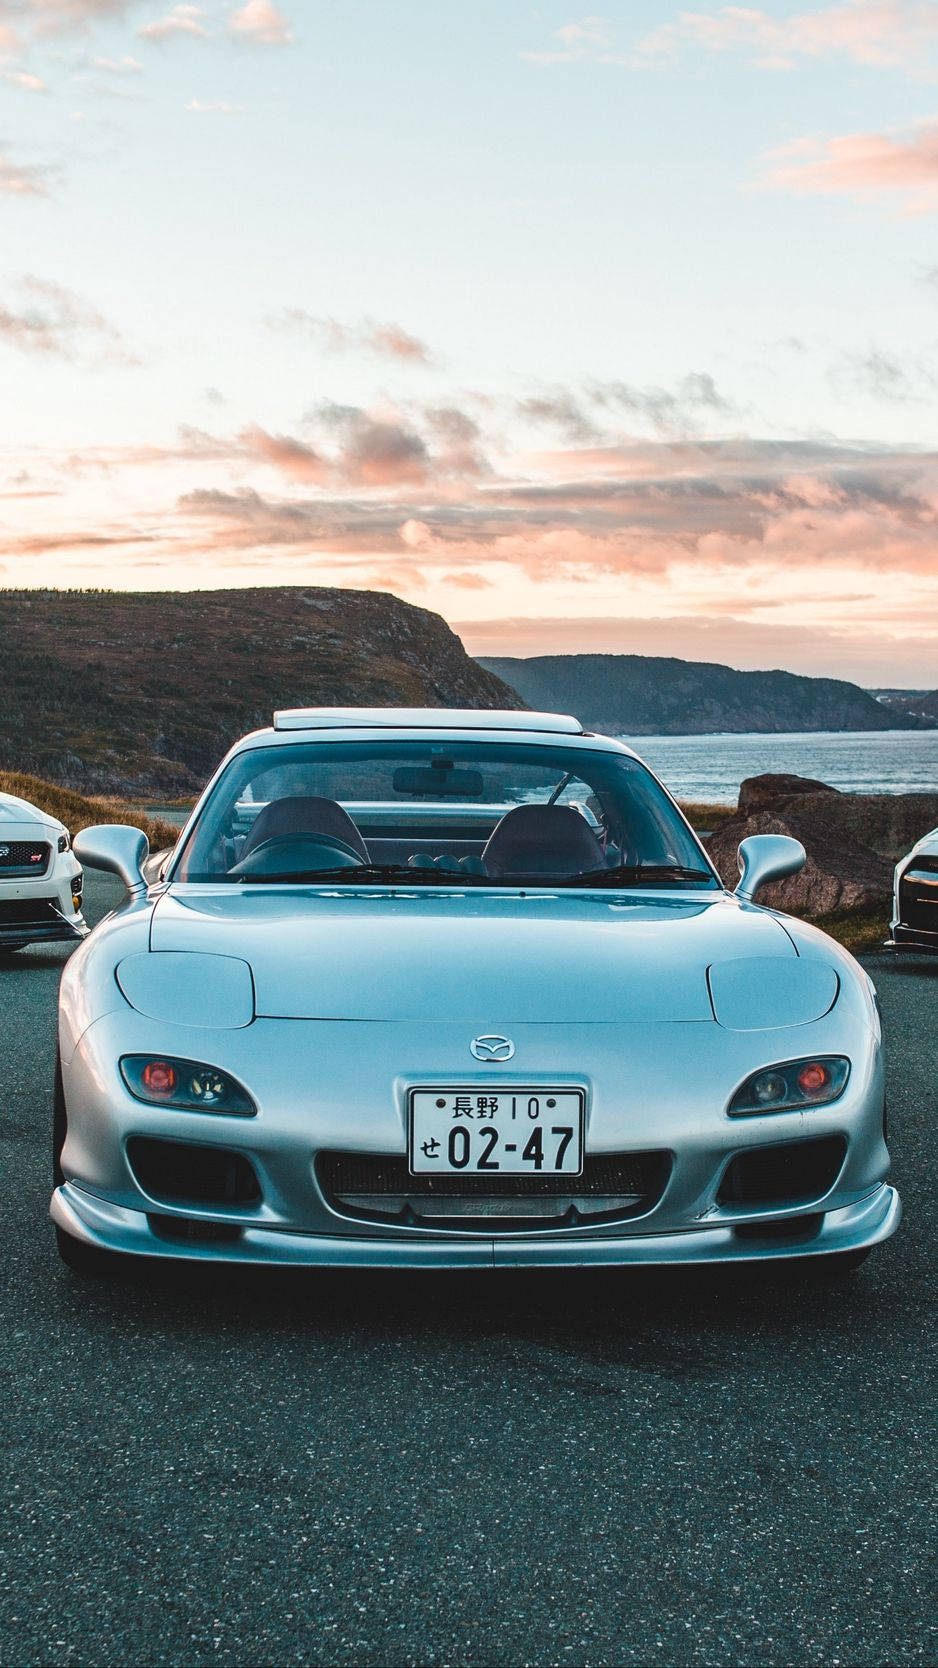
621 730 938 805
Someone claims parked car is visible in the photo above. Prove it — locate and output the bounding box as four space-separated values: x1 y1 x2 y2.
890 826 938 953
52 708 899 1278
0 790 87 954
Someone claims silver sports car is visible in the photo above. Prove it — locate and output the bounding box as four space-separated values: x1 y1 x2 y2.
53 708 900 1277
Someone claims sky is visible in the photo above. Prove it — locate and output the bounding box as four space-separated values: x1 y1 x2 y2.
1 1 938 684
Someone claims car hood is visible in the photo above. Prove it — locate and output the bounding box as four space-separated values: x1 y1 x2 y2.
0 795 61 835
150 886 798 1022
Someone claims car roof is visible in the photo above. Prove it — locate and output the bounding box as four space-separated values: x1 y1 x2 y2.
272 707 583 734
224 710 639 763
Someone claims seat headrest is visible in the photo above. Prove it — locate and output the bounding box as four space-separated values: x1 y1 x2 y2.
482 803 604 878
241 795 369 861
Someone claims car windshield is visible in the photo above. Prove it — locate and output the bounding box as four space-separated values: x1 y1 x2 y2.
171 738 718 889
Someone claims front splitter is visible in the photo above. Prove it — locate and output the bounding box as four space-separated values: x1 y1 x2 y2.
51 1181 901 1269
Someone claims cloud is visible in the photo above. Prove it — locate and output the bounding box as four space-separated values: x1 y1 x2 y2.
0 148 52 195
762 119 938 209
0 275 131 361
139 5 208 41
92 53 143 72
527 3 938 73
228 0 292 44
639 1 938 70
830 347 938 400
1 1 135 38
3 69 47 91
268 309 434 364
522 15 625 65
186 98 241 112
237 425 326 482
518 373 737 442
338 415 430 487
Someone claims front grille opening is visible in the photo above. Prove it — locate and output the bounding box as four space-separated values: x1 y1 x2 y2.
900 872 938 932
128 1138 260 1208
148 1214 244 1245
0 840 51 876
718 1137 846 1209
735 1213 823 1243
0 900 60 925
316 1150 672 1231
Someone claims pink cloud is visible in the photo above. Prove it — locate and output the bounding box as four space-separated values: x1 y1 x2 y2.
0 151 51 196
763 120 938 208
139 5 208 42
228 0 292 44
238 425 327 483
268 309 434 365
639 1 938 70
0 276 130 358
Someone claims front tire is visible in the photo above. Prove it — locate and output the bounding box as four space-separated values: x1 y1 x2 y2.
52 1049 66 1188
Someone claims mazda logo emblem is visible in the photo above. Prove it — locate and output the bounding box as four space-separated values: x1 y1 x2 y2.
470 1034 515 1062
0 847 8 859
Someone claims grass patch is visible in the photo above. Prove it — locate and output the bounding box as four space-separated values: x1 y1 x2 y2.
678 800 737 832
808 909 891 956
0 771 181 852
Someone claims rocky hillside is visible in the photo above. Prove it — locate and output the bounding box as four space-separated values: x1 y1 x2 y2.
479 653 934 735
1 587 522 796
877 689 938 723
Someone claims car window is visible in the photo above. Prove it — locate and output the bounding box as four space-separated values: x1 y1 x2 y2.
172 739 717 888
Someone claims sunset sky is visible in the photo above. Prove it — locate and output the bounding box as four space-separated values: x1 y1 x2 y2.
2 0 938 683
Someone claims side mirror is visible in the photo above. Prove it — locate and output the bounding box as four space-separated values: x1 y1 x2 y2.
735 834 805 902
73 824 149 895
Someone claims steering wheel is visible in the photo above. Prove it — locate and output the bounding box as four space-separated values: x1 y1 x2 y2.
228 832 366 879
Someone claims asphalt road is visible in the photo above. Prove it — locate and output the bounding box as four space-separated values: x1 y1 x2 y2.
0 873 935 1667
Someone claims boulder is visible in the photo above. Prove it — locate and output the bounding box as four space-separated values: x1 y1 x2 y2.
737 773 840 814
706 807 892 917
735 776 938 864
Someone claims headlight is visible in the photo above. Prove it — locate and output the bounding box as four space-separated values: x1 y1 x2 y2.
119 1055 256 1115
728 1056 850 1116
57 831 71 853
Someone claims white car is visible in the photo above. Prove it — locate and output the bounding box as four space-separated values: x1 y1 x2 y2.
53 708 898 1278
0 791 87 954
890 825 938 953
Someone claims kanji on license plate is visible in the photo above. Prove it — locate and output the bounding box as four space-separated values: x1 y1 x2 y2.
409 1088 584 1176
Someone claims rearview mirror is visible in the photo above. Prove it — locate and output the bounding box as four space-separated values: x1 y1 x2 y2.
73 824 149 895
735 834 805 902
392 766 484 798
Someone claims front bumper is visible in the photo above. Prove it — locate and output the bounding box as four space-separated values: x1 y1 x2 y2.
52 1178 901 1267
0 861 87 946
887 923 938 954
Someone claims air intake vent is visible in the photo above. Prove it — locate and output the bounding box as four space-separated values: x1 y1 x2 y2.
718 1136 846 1208
128 1138 260 1207
316 1149 671 1231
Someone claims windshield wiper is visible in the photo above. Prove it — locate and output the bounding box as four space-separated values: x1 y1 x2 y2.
232 864 491 886
557 863 716 888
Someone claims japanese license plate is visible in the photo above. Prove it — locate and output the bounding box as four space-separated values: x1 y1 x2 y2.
409 1087 584 1176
